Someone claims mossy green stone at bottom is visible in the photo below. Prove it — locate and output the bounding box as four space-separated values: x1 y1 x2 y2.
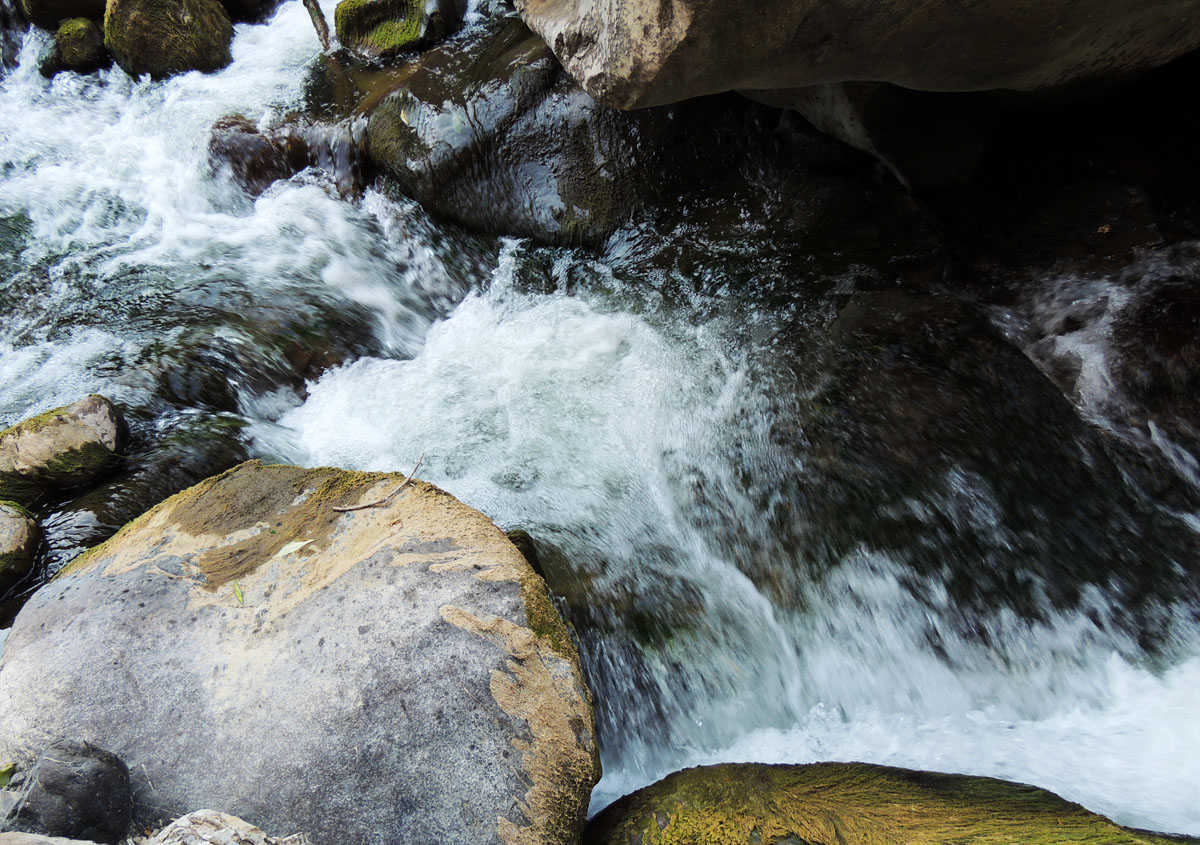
585 762 1199 845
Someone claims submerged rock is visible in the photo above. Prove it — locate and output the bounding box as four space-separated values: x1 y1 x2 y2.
334 0 465 61
0 503 36 591
365 15 738 244
0 461 600 845
149 810 310 845
38 17 109 76
103 0 232 79
207 115 313 196
0 396 126 507
585 762 1196 844
515 0 1200 110
3 739 131 845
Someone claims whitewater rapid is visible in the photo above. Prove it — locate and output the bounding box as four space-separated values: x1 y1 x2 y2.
1 1 1198 835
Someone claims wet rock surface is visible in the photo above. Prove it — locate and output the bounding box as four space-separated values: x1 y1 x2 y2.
0 461 599 845
0 503 35 591
585 763 1198 844
3 739 131 845
364 14 748 245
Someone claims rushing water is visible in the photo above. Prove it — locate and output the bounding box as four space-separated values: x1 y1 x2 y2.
3 1 1200 836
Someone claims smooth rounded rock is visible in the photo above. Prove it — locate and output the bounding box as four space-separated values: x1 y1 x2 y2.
3 739 131 845
0 503 36 591
103 0 232 79
38 17 110 77
514 0 1200 110
334 0 465 61
0 460 599 845
585 762 1196 844
0 396 126 507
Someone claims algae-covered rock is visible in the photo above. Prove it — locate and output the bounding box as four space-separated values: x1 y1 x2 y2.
585 762 1197 844
364 15 735 244
0 396 126 506
0 460 599 845
103 0 232 79
38 17 109 76
0 502 36 590
334 0 464 61
16 0 101 32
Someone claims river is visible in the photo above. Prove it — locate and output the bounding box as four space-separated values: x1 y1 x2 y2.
2 0 1199 835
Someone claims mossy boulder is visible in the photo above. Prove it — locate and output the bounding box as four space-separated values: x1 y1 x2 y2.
17 0 102 31
0 501 37 591
334 0 465 61
0 396 126 506
0 460 600 845
38 17 110 76
103 0 232 79
585 763 1197 844
364 15 737 245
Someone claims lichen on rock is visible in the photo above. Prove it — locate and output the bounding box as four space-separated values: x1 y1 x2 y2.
334 0 465 61
584 762 1198 845
1 460 599 845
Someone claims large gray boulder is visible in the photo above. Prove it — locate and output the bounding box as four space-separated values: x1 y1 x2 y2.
0 461 599 845
585 763 1197 844
0 396 126 507
514 0 1200 110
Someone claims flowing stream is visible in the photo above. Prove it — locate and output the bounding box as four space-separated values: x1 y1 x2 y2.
2 1 1200 836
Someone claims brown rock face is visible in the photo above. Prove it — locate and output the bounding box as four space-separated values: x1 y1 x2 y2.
515 0 1200 110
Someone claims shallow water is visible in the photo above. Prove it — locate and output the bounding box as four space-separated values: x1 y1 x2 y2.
2 2 1200 835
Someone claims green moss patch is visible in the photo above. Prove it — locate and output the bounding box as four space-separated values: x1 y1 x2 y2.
586 763 1197 845
335 0 425 59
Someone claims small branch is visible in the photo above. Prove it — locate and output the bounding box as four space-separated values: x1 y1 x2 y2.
302 0 332 53
333 449 425 513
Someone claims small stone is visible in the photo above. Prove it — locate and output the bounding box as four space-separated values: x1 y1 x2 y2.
148 810 310 845
0 396 126 506
3 739 131 845
0 504 37 591
38 17 110 77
